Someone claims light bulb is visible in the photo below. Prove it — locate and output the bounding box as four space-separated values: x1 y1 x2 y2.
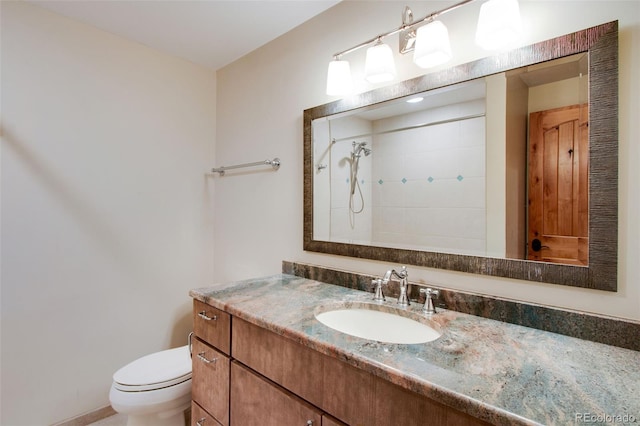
364 41 396 84
326 59 353 96
476 0 523 50
413 21 452 69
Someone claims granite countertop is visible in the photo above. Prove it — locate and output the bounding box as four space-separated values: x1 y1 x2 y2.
190 274 640 426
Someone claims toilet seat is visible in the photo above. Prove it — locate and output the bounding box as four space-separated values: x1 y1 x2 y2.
113 373 191 392
113 345 191 392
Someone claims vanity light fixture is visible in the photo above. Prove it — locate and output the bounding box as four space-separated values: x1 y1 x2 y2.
325 0 523 96
406 97 424 103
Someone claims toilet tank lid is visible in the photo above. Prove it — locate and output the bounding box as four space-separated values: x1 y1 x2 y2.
113 345 191 386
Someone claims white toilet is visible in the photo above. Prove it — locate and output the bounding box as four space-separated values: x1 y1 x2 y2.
109 345 192 426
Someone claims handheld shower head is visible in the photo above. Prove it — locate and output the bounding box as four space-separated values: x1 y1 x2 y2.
348 141 372 219
352 141 372 158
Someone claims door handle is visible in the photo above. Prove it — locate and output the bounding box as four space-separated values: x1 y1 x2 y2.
531 238 550 252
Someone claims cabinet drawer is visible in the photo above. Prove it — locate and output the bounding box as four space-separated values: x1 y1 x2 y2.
193 300 231 355
230 361 322 426
192 338 230 426
191 401 222 426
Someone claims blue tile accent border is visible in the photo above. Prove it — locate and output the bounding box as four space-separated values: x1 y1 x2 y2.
283 261 640 352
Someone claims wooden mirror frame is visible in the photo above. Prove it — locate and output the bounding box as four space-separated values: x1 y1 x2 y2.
303 21 618 291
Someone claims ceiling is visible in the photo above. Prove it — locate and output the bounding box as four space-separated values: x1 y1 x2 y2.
27 0 341 70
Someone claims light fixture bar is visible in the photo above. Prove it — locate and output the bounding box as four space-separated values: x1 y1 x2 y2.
331 0 477 59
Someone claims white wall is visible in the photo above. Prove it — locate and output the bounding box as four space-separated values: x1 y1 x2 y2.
485 73 507 258
529 75 588 112
1 2 215 424
215 0 640 321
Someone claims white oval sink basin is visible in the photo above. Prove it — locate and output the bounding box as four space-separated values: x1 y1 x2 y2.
315 306 441 344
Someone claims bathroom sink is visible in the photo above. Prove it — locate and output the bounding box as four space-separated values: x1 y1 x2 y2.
314 304 441 344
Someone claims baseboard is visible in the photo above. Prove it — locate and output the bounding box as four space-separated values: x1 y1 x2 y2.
52 406 117 426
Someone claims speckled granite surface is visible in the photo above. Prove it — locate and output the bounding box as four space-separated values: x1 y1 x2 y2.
190 274 640 426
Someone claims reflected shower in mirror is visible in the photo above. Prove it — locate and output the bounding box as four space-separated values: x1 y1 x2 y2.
312 54 588 264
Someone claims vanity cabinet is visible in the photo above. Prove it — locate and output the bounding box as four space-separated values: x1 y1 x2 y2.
232 317 487 426
193 300 487 426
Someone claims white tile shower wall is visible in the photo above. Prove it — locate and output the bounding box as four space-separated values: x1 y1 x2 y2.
372 101 487 254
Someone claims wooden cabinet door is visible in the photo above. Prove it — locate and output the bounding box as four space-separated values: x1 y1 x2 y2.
192 338 230 426
373 374 490 426
230 361 323 426
232 317 375 425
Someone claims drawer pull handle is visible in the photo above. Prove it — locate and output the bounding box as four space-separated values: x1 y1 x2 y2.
198 311 217 321
197 352 217 364
196 418 206 426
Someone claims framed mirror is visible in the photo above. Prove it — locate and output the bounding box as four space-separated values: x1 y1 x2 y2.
303 21 618 291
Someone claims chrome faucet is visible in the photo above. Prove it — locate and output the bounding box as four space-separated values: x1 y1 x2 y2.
420 288 439 315
381 266 410 307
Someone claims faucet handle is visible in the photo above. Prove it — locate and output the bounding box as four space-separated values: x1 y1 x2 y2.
399 265 408 277
372 278 386 302
420 287 439 296
419 288 440 314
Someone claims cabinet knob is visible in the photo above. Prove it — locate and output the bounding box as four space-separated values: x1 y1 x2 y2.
197 352 217 364
198 311 217 321
196 418 206 426
306 421 314 426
